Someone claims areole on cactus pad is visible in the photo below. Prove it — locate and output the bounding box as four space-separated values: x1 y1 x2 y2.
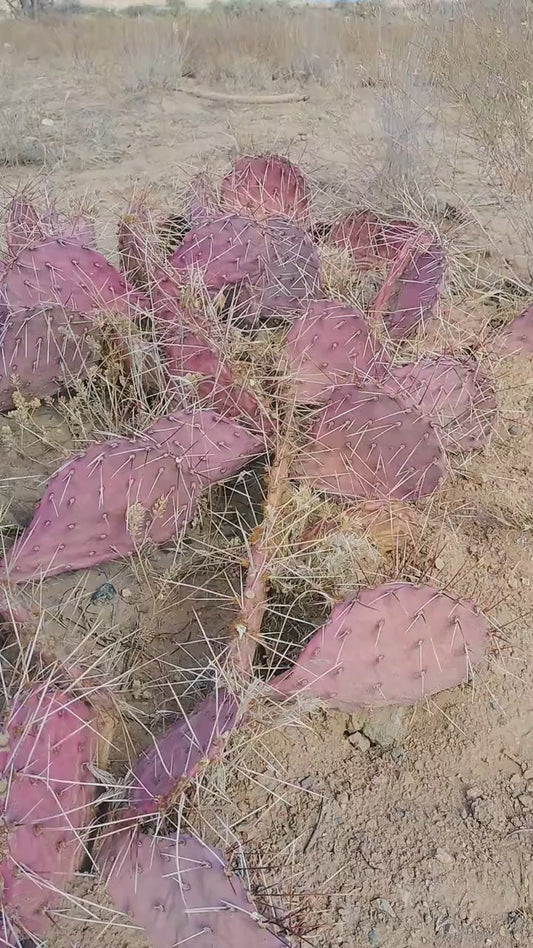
99 825 289 948
272 582 488 710
0 684 99 945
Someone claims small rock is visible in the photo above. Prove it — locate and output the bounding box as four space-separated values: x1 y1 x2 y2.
372 898 395 918
361 707 408 749
518 794 533 809
508 575 519 590
435 848 453 866
434 557 445 570
41 117 54 127
90 582 116 605
0 733 9 748
368 930 380 947
121 587 133 600
466 787 482 801
348 731 371 752
509 425 521 436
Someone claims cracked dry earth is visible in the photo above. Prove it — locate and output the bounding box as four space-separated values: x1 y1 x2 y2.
1 49 533 948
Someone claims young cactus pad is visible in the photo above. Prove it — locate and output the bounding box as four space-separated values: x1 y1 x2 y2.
272 582 488 710
220 154 311 223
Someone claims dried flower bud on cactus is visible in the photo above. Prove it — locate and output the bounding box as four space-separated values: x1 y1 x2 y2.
99 824 289 947
0 685 99 944
296 383 448 501
272 582 488 709
220 154 311 224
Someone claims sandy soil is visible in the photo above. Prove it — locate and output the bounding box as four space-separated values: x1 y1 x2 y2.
1 11 533 948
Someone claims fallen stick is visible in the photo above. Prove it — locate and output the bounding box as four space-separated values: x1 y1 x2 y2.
176 86 309 104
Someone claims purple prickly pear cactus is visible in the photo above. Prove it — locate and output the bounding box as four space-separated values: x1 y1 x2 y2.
254 216 321 318
166 330 272 437
170 213 267 289
272 582 488 709
149 409 264 488
296 383 448 501
499 302 533 356
220 153 311 224
285 298 390 403
0 409 263 584
0 685 99 943
385 355 498 452
377 241 447 340
1 239 142 317
99 824 289 947
327 210 388 268
130 690 239 814
0 305 99 412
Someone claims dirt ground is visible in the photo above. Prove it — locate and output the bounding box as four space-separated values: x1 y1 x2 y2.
1 5 533 948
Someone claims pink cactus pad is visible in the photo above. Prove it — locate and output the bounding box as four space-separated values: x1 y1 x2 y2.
7 199 97 258
220 154 311 224
0 421 200 584
0 305 99 412
0 408 263 583
327 211 389 269
148 409 265 487
272 582 488 709
285 298 389 403
130 690 239 814
378 241 447 340
499 303 533 356
166 330 272 436
99 824 289 947
386 355 498 453
170 214 268 297
1 239 142 317
296 383 448 501
0 685 99 943
254 216 321 318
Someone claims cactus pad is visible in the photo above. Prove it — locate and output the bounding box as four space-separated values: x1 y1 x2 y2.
379 242 446 339
0 305 99 412
0 685 98 943
99 825 288 947
0 409 263 583
7 199 96 258
1 239 141 317
285 298 389 403
130 690 238 814
272 582 488 709
220 154 311 224
296 383 448 501
386 355 498 452
170 214 268 297
254 216 321 318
